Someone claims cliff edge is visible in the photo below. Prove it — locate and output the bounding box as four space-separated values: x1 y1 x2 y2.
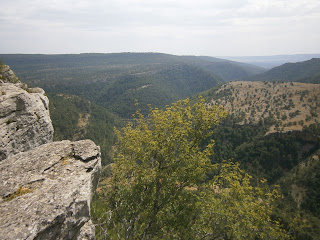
0 64 101 239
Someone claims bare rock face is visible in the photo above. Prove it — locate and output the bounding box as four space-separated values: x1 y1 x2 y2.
0 82 54 160
0 140 101 240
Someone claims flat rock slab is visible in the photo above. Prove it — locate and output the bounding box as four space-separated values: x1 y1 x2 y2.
0 140 101 240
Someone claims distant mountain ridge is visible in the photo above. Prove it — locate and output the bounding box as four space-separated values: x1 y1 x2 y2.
0 52 264 82
244 58 320 83
220 54 320 68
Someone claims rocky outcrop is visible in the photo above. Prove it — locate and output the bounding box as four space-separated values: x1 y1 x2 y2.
0 65 101 239
0 64 20 83
0 81 54 160
0 140 101 240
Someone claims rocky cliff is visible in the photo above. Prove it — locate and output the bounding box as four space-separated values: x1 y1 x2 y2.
0 64 54 160
0 64 101 239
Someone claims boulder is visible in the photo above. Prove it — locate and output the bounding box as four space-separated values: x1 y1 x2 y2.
0 82 54 160
0 140 101 240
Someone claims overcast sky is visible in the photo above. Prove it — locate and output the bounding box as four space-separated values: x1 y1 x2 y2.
1 0 319 56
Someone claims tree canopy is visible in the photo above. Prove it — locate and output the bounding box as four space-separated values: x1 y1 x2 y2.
92 98 289 240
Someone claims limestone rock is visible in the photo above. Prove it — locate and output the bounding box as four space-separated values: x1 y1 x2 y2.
0 140 101 240
0 82 54 160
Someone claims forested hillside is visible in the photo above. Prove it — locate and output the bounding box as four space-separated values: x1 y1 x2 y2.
277 149 320 239
179 55 264 81
197 82 320 239
245 58 320 83
0 53 264 117
96 64 224 117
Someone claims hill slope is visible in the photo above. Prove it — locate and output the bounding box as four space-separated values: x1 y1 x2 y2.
200 81 320 239
204 81 320 134
276 149 320 239
180 55 265 81
245 58 320 83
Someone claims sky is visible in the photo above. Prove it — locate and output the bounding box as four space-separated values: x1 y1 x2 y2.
0 0 320 56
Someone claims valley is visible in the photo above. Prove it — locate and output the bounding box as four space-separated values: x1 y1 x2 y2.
0 53 264 118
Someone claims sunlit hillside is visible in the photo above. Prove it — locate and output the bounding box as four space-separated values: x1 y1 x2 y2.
208 81 320 134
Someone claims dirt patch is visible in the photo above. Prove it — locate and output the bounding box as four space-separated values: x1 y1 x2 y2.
78 113 90 128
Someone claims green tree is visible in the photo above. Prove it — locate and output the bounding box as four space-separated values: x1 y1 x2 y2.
93 98 289 239
195 162 287 239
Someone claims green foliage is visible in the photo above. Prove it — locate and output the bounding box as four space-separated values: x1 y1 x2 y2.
300 161 320 218
92 98 288 239
234 134 300 183
49 94 80 140
208 116 320 184
196 163 287 240
303 123 320 137
275 149 320 239
208 120 320 239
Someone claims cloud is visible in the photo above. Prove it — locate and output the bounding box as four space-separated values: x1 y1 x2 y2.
0 0 319 55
